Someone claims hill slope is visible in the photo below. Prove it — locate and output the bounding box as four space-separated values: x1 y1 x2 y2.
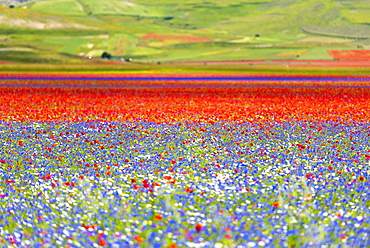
0 0 369 63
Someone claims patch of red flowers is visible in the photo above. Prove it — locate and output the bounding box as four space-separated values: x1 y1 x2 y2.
1 78 370 124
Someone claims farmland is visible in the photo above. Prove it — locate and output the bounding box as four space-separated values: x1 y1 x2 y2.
0 72 369 247
327 50 370 61
1 0 370 63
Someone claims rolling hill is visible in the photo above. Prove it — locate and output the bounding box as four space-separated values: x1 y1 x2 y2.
0 0 369 63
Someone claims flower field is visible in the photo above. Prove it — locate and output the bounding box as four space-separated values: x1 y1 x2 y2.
0 73 369 247
327 50 370 61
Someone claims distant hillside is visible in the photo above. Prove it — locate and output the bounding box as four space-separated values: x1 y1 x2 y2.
0 0 35 7
0 0 369 63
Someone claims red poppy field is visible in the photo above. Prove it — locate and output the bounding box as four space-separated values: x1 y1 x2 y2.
327 50 370 61
0 72 369 247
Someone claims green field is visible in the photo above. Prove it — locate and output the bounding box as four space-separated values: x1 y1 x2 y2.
2 61 370 77
30 0 87 16
0 0 369 63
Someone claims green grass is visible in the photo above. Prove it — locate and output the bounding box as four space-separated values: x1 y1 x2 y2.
298 47 335 60
340 1 370 8
144 47 312 62
301 25 370 39
30 0 87 16
133 0 274 4
343 8 370 24
161 3 262 30
0 50 87 63
43 37 93 54
77 0 171 17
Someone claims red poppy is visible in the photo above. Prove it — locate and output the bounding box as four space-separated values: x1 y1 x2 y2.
273 202 280 208
134 236 143 243
42 174 52 180
185 188 194 193
154 214 163 220
99 238 107 246
195 223 203 233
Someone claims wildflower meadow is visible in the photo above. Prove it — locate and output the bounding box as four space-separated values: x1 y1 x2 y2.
0 73 369 248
